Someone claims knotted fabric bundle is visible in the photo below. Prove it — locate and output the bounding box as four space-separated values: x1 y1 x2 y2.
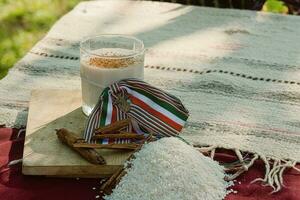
83 79 189 143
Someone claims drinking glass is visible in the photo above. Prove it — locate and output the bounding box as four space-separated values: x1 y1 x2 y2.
80 35 145 116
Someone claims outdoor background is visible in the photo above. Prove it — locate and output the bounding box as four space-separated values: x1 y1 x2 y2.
0 0 298 80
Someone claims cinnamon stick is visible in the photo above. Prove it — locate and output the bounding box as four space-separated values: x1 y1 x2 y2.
104 168 127 194
92 133 145 140
100 167 125 194
224 166 243 173
94 119 130 134
73 142 139 150
56 128 106 165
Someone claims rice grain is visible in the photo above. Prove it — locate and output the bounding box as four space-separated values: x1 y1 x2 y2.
104 137 233 200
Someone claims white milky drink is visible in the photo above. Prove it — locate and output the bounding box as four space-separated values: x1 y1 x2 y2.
80 48 144 116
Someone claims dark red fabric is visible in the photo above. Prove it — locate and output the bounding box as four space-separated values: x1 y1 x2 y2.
0 128 100 200
1 127 300 200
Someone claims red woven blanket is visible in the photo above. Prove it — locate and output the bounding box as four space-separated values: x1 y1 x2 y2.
1 128 299 200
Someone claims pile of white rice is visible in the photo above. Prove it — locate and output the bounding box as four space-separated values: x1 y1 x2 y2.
104 137 233 200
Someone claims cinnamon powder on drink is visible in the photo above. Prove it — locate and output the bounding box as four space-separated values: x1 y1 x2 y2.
89 57 136 68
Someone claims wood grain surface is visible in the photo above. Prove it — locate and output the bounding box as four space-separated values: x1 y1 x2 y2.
22 90 131 177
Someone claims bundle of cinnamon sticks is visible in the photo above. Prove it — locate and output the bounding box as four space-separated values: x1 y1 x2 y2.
73 119 148 150
56 119 151 165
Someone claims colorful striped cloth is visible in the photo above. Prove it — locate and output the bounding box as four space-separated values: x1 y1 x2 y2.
83 79 189 143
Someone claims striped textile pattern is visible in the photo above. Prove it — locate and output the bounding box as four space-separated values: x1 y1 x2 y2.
83 79 189 143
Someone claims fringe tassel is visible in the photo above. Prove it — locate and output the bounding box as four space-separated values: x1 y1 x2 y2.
3 128 26 168
17 128 26 138
252 158 300 193
225 153 258 181
8 159 23 166
195 145 300 193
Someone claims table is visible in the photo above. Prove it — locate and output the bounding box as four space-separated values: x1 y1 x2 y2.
0 0 300 199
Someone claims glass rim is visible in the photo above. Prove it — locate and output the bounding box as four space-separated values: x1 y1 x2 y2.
80 34 145 59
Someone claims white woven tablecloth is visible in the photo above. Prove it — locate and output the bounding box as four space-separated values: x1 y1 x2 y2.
1 0 300 162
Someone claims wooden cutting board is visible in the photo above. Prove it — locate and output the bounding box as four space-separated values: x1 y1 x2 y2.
22 89 132 177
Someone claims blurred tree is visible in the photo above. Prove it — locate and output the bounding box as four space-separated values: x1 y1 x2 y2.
0 0 81 79
263 0 289 14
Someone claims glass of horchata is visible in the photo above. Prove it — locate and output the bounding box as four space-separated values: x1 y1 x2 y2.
80 35 145 116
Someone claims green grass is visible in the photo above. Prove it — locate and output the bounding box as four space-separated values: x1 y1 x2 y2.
263 0 289 14
0 0 81 79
